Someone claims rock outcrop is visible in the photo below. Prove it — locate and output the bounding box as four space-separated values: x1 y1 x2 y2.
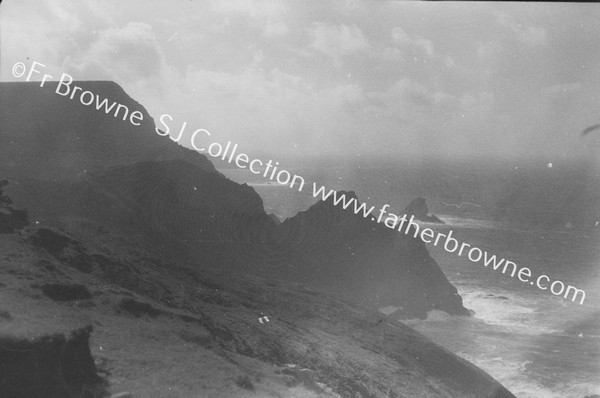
0 180 29 233
0 326 106 398
403 196 444 223
273 191 469 319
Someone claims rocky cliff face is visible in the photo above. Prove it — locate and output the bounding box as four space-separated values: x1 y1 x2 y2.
274 191 468 319
0 81 216 180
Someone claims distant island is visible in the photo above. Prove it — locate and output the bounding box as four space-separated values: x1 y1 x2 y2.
403 197 445 224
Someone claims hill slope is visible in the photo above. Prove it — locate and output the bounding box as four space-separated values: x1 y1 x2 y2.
0 217 514 398
0 81 216 180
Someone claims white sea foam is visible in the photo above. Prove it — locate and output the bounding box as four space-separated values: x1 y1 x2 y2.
458 288 560 334
436 215 504 230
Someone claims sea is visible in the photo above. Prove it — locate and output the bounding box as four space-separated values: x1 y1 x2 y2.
218 156 600 398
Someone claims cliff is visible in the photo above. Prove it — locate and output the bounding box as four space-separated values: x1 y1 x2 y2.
274 191 468 319
0 81 216 180
0 81 514 396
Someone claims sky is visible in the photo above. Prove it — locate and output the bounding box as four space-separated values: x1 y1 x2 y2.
2 0 600 162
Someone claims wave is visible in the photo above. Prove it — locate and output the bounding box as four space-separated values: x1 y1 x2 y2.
458 288 561 335
437 215 505 230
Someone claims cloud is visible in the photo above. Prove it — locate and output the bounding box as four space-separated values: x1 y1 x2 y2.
72 22 165 81
212 0 286 20
540 82 582 96
1 0 84 79
389 78 455 109
309 23 369 63
460 92 495 113
444 56 456 68
4 0 598 160
263 20 289 38
158 64 369 153
415 38 434 57
389 26 435 59
497 13 546 47
476 40 500 60
391 27 410 44
521 26 546 47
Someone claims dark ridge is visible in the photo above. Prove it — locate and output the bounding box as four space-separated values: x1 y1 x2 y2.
0 81 217 180
274 190 469 319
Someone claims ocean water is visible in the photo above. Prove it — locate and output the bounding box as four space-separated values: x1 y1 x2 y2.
219 158 600 397
412 218 600 398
